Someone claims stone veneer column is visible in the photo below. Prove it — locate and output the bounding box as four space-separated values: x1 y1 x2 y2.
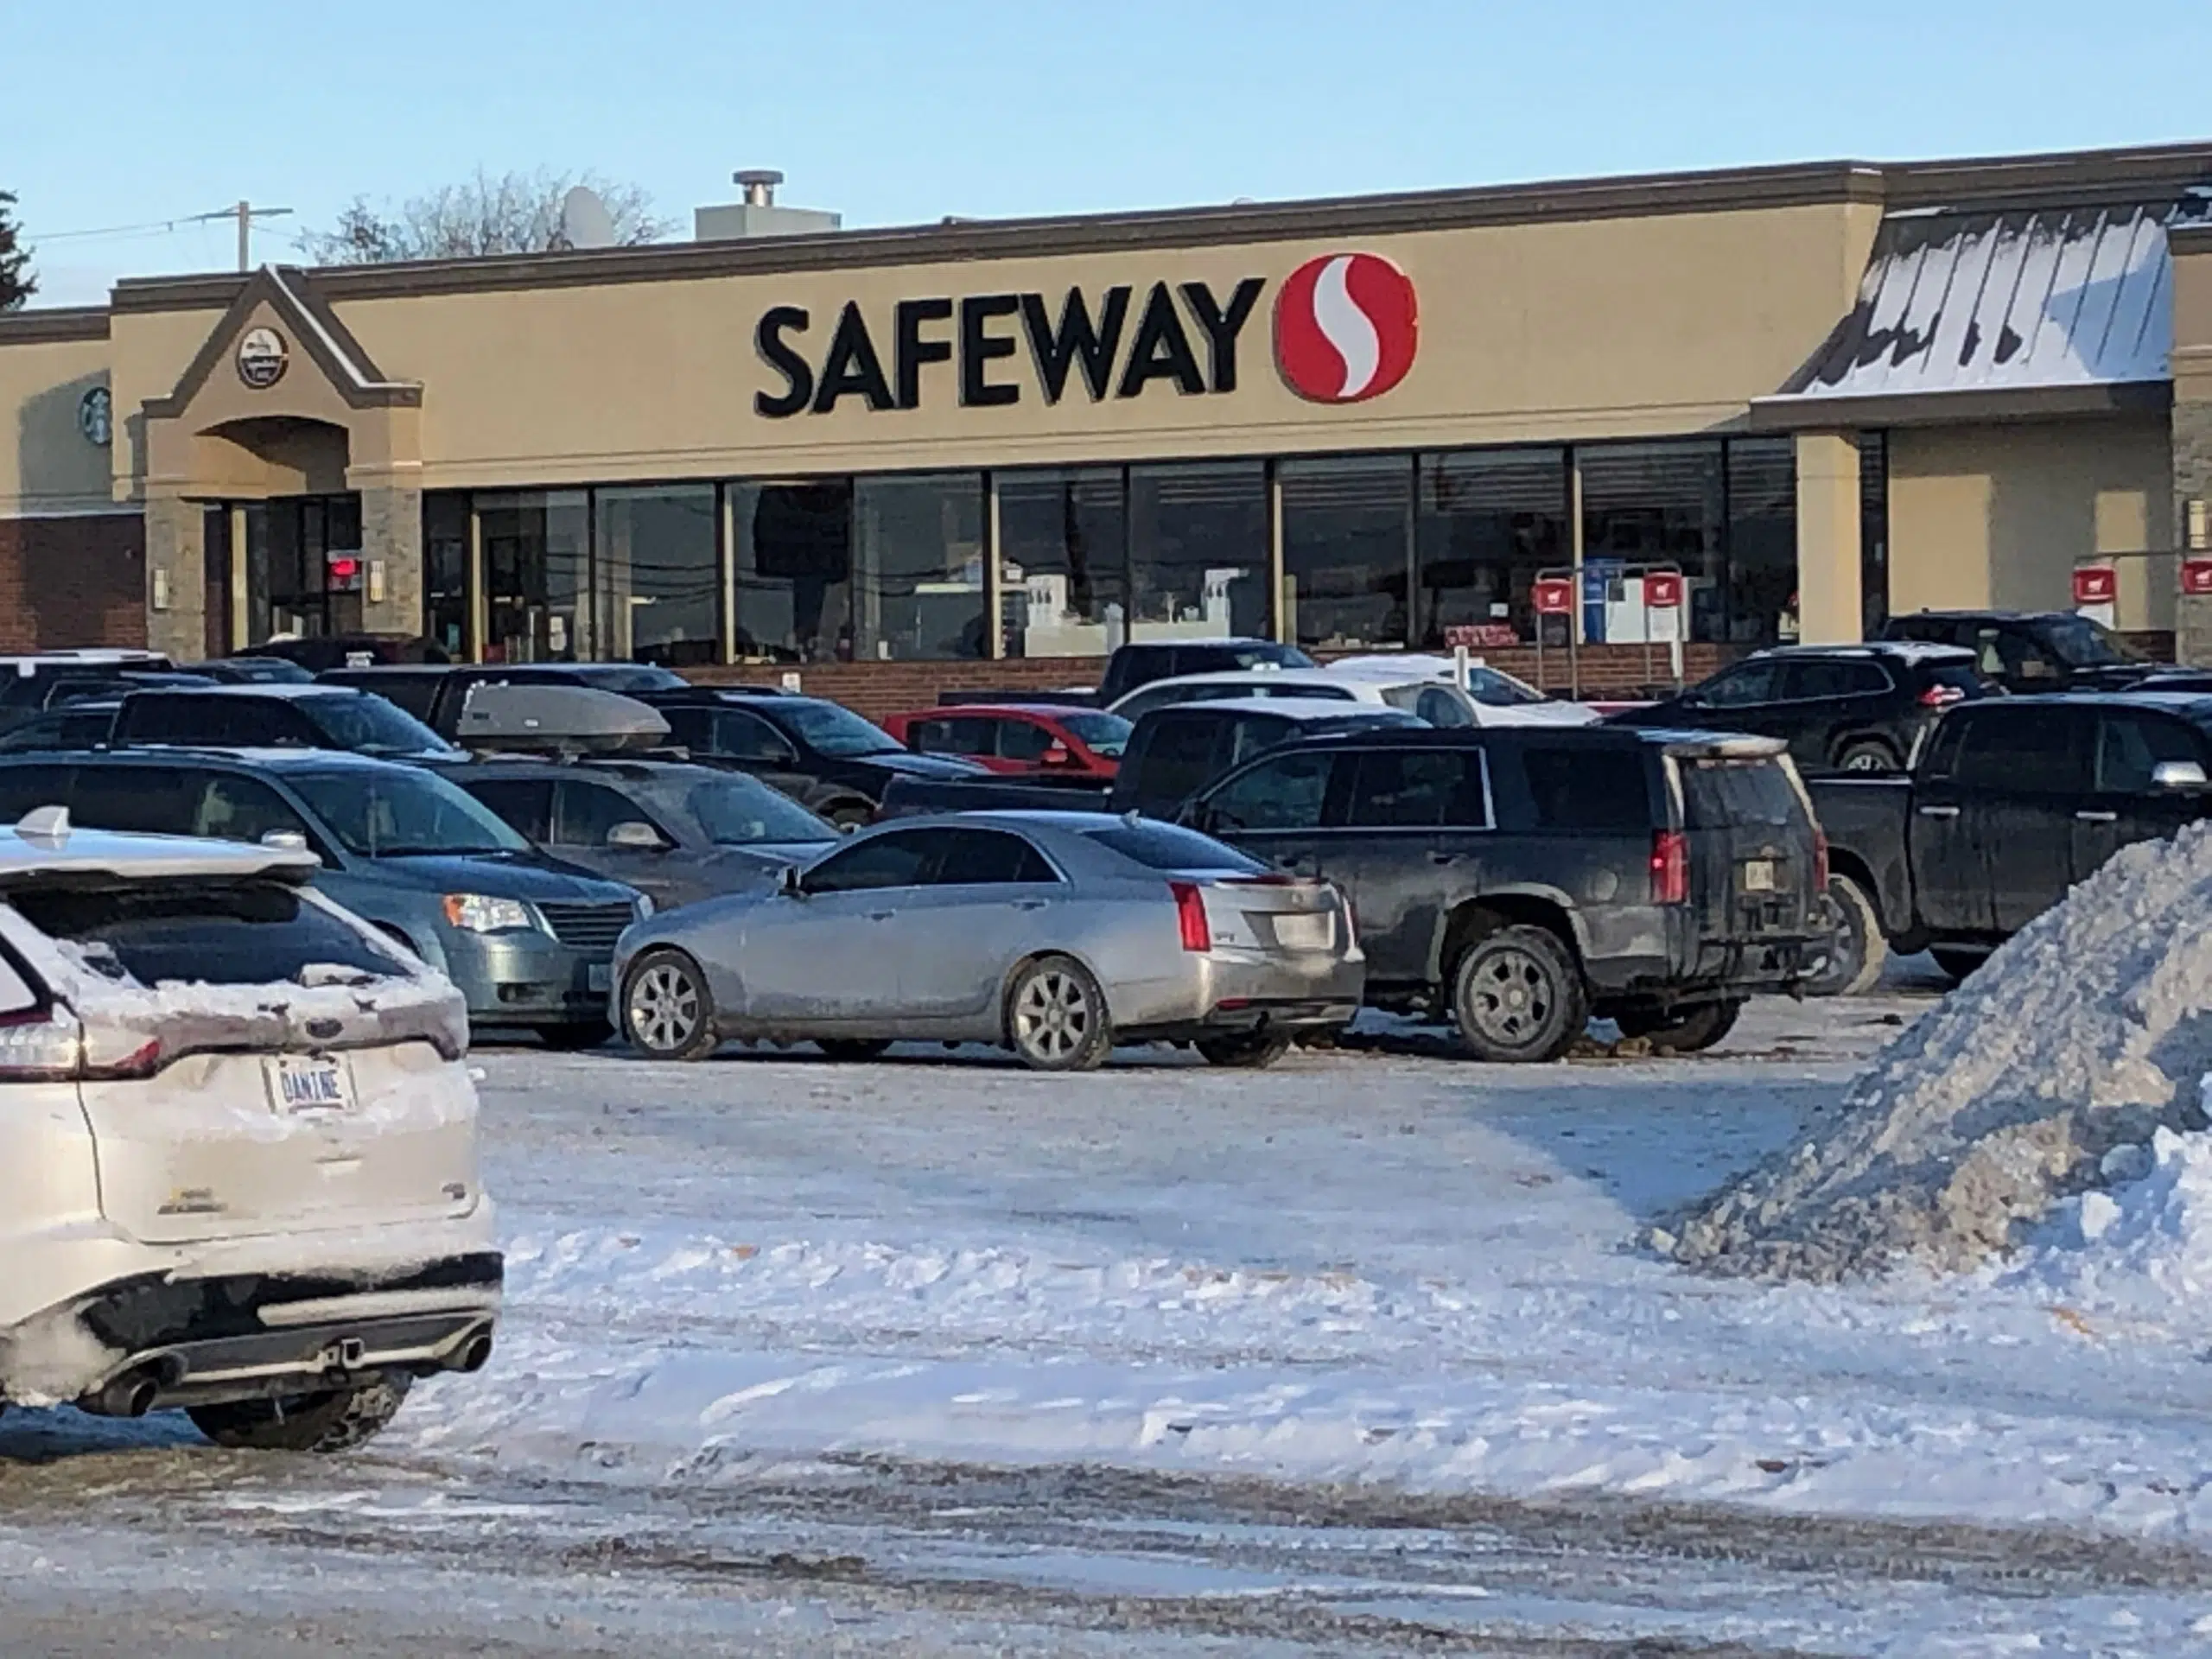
359 484 424 638
1792 430 1863 645
142 494 207 662
2176 398 2212 666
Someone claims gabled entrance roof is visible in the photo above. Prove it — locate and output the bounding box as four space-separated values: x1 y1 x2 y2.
143 265 420 420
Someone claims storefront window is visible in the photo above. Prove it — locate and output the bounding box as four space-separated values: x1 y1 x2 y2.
480 490 589 662
1580 441 1726 643
1726 437 1797 645
423 493 469 660
1417 448 1568 646
998 467 1127 658
728 480 852 664
1127 461 1268 644
245 493 364 645
852 474 986 661
594 485 720 666
1280 454 1413 650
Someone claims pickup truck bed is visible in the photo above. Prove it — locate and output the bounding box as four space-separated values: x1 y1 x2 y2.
1803 774 1916 939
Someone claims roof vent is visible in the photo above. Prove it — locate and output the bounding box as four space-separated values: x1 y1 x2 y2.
695 170 841 243
734 168 784 207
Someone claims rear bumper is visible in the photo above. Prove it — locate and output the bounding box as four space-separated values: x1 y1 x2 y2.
1586 932 1821 1009
1119 949 1366 1039
68 1252 503 1415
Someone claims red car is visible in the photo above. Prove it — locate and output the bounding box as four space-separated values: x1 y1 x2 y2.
882 703 1131 778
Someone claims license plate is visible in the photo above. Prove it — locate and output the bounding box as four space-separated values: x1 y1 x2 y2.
1741 859 1778 893
587 963 613 993
265 1054 353 1114
1273 912 1333 951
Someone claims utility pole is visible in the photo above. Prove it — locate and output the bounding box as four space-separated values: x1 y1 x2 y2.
186 200 294 271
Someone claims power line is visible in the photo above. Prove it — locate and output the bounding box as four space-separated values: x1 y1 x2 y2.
35 203 296 270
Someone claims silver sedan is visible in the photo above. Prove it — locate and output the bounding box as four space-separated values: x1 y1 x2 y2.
612 811 1364 1071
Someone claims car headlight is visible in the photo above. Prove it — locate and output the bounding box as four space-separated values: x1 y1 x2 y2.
442 893 538 933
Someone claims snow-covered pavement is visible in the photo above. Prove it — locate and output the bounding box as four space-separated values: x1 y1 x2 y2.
9 977 2212 1654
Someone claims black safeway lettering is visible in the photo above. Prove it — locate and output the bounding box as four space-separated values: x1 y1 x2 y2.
1179 277 1265 393
1020 286 1130 404
959 294 1021 407
1116 283 1205 398
893 297 954 410
811 302 895 413
754 305 814 418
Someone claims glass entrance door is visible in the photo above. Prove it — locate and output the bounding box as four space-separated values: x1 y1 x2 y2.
244 494 365 644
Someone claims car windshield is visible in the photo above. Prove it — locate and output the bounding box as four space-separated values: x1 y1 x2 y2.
1057 711 1132 757
775 700 903 756
9 879 402 986
2042 614 2144 668
289 767 531 857
685 778 838 846
299 694 452 756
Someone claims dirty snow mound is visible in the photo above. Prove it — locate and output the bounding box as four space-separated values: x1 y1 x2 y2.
1669 822 2212 1281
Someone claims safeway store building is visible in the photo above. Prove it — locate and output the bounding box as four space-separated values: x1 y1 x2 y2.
3 141 2212 708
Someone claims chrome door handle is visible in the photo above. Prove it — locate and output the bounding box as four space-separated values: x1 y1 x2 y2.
2075 810 2118 823
1916 804 1961 820
865 910 895 921
1013 899 1049 911
1427 850 1460 866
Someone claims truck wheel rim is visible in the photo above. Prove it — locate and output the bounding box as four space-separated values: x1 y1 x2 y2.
1465 948 1554 1046
630 963 700 1051
1014 969 1091 1062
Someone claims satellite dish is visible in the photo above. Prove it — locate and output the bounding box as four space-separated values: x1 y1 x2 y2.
559 185 617 250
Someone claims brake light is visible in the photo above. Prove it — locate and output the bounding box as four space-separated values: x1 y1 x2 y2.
1649 830 1689 906
1814 830 1831 891
1917 683 1967 708
0 1006 162 1082
1169 880 1211 952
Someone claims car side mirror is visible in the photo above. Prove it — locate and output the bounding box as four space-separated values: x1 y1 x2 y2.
1041 742 1073 767
2152 760 2209 791
606 820 664 850
259 829 311 855
777 862 808 897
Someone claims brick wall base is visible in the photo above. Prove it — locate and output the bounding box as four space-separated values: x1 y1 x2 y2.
0 514 148 653
685 644 1739 721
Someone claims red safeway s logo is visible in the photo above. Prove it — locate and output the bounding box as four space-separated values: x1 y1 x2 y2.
1274 253 1419 404
2073 565 2117 606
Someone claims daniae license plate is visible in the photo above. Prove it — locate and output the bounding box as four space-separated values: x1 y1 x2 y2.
265 1054 353 1114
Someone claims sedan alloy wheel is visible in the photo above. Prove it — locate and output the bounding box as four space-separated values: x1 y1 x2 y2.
1007 954 1112 1072
623 950 721 1062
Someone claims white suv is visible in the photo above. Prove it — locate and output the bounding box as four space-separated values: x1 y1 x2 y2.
0 808 499 1452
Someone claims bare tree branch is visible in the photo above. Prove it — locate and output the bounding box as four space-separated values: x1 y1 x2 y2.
296 168 674 265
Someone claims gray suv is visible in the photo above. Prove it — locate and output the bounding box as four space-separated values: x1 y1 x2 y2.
0 750 646 1046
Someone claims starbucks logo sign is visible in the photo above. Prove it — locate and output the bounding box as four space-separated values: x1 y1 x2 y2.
236 326 289 390
77 386 111 447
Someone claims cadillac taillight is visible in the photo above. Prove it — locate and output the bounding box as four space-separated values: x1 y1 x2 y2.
1168 880 1211 951
1649 830 1690 906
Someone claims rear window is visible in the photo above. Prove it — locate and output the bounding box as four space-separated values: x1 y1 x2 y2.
9 880 402 987
1922 663 1987 698
1679 757 1806 829
1521 747 1653 830
1084 822 1265 873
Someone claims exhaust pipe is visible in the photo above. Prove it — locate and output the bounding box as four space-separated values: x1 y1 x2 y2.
86 1367 162 1419
454 1330 494 1374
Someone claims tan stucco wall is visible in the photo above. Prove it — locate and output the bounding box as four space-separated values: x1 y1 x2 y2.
0 334 114 517
293 200 1879 490
1888 414 2176 627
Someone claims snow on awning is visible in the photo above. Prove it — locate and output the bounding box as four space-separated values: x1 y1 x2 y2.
1752 197 2210 426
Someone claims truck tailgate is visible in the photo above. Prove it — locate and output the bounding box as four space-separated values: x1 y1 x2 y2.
1675 754 1821 943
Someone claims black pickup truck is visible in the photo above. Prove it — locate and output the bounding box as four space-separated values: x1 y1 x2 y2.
1809 693 2212 987
877 700 1421 823
1180 725 1827 1061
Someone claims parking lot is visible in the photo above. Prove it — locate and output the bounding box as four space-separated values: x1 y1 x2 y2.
7 968 2212 1656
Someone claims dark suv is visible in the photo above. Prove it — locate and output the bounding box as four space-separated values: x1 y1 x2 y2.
1094 639 1316 706
1880 610 2159 694
1179 726 1826 1061
631 688 985 828
1607 643 1988 773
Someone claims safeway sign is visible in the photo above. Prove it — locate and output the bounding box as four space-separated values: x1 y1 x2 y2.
2072 565 2118 607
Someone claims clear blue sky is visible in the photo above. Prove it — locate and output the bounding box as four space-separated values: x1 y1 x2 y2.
10 0 2211 307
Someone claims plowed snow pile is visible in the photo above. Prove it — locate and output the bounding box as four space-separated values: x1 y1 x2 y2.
1669 821 2212 1281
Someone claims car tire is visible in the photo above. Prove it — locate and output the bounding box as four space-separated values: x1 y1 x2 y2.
1804 873 1887 998
1930 946 1988 985
188 1376 411 1453
1194 1031 1293 1069
537 1020 612 1051
1835 740 1901 773
1450 925 1589 1064
1616 1000 1742 1054
817 1039 893 1063
1005 954 1113 1072
621 949 721 1062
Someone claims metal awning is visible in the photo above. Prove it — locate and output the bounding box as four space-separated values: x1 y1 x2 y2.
1751 196 2209 428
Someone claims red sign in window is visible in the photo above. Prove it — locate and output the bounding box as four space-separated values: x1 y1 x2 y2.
1643 571 1684 609
2073 565 2117 606
1532 578 1575 616
2183 560 2212 597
